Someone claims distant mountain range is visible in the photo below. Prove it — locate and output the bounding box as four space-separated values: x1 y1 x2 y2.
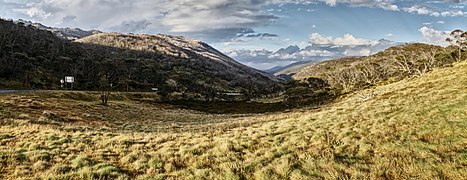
229 37 401 71
262 38 403 78
265 61 317 79
14 19 102 40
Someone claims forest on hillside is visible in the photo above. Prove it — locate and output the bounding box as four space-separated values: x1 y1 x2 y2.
0 19 281 101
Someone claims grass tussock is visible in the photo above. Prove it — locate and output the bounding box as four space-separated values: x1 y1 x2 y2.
1 61 467 179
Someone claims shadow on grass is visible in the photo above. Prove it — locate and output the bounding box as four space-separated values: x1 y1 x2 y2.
168 100 288 114
168 89 339 114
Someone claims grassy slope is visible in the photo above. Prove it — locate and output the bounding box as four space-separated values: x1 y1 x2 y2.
0 61 466 179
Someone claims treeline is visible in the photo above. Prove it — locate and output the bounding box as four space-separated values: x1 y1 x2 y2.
0 19 281 100
294 36 466 93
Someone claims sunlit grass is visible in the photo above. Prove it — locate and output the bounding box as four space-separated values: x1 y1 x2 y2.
1 61 466 179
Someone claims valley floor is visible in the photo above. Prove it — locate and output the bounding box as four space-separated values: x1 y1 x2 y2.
1 61 467 179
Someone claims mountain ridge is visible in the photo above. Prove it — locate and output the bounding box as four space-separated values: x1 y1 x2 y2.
0 19 282 99
77 33 279 82
14 19 102 40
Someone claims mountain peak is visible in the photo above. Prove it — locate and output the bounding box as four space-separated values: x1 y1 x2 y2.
13 19 101 40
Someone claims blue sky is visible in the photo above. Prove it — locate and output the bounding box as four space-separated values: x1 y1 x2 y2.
1 0 466 69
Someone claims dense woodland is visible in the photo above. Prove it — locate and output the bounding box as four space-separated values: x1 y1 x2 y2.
0 19 281 100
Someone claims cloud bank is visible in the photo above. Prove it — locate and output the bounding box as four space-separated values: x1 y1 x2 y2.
1 0 405 41
227 33 400 69
419 26 451 45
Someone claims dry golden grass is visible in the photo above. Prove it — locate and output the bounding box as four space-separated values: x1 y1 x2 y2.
1 61 466 179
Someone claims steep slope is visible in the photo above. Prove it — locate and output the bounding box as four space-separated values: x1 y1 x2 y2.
0 19 281 98
77 33 278 83
1 57 466 179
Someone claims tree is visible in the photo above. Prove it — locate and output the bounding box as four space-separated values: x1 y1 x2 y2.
446 29 466 61
100 91 111 105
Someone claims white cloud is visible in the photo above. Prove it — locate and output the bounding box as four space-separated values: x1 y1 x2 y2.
160 0 277 33
309 33 375 46
440 10 466 17
4 0 402 35
360 49 372 56
268 53 297 60
344 48 371 56
403 5 467 17
266 48 335 60
450 5 464 9
226 38 399 69
228 32 395 69
13 7 52 19
298 49 335 57
318 0 399 11
418 26 450 46
382 4 400 11
6 0 279 40
323 0 337 6
403 6 431 15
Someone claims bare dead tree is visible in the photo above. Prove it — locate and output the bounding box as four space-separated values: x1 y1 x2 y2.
392 53 413 75
359 61 380 85
415 49 438 76
100 91 111 105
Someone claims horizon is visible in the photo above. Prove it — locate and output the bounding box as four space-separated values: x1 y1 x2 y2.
1 0 466 70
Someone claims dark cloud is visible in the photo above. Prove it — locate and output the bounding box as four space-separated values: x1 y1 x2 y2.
236 28 257 37
62 15 76 22
246 33 279 38
186 28 257 42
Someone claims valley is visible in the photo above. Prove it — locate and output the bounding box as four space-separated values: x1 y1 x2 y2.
1 60 466 179
0 10 466 180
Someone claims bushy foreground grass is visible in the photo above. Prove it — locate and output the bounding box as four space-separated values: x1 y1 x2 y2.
1 61 466 179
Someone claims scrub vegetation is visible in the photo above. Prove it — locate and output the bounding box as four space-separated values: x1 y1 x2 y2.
1 60 466 179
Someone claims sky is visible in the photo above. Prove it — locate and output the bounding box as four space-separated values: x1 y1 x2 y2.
0 0 466 70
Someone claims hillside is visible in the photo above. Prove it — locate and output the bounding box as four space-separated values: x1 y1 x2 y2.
1 59 466 179
293 43 459 92
77 33 278 83
293 56 362 80
0 19 281 99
